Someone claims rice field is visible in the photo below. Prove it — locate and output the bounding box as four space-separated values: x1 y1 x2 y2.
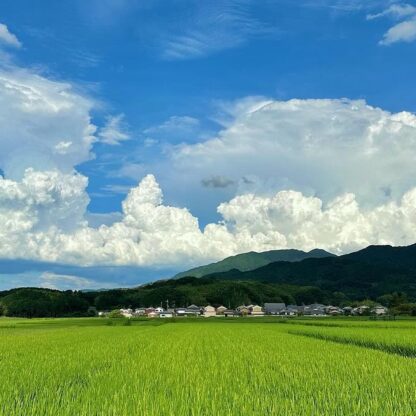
1 317 416 415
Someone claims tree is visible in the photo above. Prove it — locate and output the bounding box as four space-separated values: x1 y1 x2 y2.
108 309 124 318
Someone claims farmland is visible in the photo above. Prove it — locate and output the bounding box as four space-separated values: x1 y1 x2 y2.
1 318 416 415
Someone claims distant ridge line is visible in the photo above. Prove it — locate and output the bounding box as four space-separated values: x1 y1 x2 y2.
174 248 336 279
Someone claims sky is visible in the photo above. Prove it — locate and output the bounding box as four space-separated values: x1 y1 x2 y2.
1 0 416 289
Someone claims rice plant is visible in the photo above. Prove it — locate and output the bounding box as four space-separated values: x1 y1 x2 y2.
0 318 416 415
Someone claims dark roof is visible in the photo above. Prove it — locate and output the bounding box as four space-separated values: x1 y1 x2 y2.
264 303 286 312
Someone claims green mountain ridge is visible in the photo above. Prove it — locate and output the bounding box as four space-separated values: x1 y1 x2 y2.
201 243 416 300
174 248 335 279
3 244 416 318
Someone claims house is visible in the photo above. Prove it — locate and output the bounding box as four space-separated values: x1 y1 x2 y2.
352 305 370 315
159 312 173 318
175 308 187 317
236 305 250 315
203 305 216 317
134 308 146 316
186 305 201 316
343 306 353 316
303 304 326 316
155 307 164 313
248 305 264 316
326 306 343 315
216 305 227 315
120 308 133 318
145 307 156 316
286 305 299 316
371 305 388 316
223 309 238 317
147 311 158 318
264 303 286 315
279 305 298 316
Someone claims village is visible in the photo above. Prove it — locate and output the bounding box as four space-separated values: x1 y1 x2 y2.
99 303 389 319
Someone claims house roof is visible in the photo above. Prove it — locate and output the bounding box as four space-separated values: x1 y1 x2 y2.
264 303 286 311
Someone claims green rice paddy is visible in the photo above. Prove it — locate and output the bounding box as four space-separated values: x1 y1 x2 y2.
1 317 416 415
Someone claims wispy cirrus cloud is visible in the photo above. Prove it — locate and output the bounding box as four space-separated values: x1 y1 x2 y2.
39 272 110 290
159 1 277 60
0 23 21 49
144 115 201 143
98 114 130 145
367 3 416 45
367 3 416 20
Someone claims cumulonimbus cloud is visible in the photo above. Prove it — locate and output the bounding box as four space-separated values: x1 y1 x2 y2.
2 171 416 268
2 63 416 268
174 98 416 206
0 68 96 179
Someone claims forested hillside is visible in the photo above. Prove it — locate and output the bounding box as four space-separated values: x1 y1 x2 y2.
174 248 334 278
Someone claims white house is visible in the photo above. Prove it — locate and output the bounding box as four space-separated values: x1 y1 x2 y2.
371 305 388 316
248 305 264 316
134 308 146 316
236 305 250 315
216 305 227 315
203 305 216 317
120 308 133 318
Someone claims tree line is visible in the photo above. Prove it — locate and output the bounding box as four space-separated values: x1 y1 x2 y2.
1 277 416 318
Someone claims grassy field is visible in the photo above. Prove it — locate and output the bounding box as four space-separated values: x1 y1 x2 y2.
1 317 416 415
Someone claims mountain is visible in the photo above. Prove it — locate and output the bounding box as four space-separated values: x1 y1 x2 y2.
4 244 416 318
343 243 416 270
174 248 335 279
202 244 416 300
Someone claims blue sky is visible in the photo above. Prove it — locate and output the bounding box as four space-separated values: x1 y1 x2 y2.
1 0 416 289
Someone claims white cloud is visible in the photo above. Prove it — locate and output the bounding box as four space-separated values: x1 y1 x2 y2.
0 168 88 235
111 163 145 180
380 18 416 44
367 4 416 20
2 67 416 271
0 23 21 48
3 172 416 267
96 183 133 196
98 114 130 145
368 3 416 45
0 68 96 179
144 116 201 143
160 2 275 60
39 272 113 290
174 98 416 206
86 211 123 227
